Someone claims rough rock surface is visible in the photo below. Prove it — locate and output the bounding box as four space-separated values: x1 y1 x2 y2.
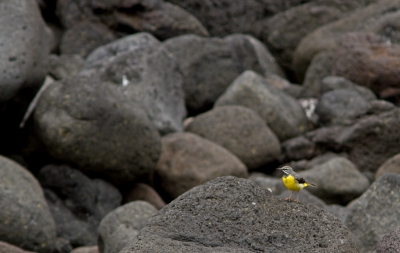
0 0 52 103
375 226 400 253
85 33 186 134
164 34 284 113
120 176 359 253
0 156 56 253
98 201 157 253
345 173 400 252
215 70 308 141
38 165 121 247
185 105 280 170
34 75 161 184
48 54 85 80
70 246 99 253
155 132 248 200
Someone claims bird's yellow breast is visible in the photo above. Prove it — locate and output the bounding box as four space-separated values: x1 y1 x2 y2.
282 175 304 191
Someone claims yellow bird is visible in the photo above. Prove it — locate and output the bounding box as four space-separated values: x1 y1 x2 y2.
277 166 316 203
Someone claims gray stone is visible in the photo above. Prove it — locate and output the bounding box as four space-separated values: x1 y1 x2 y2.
85 33 186 134
164 34 284 113
376 227 400 253
120 176 360 253
281 135 316 161
56 0 208 39
48 54 85 80
300 50 334 98
155 132 248 200
345 173 400 252
293 0 400 82
0 155 56 253
215 70 308 141
315 89 370 125
0 0 52 102
301 157 370 204
185 105 280 170
38 165 121 246
98 201 158 253
60 21 117 58
320 76 376 101
34 75 161 183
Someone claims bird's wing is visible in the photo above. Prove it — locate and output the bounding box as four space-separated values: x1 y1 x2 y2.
292 172 306 184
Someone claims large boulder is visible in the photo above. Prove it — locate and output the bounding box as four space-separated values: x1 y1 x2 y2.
120 176 359 253
345 173 400 252
98 201 157 253
215 70 308 141
155 133 248 200
34 75 161 183
163 34 284 113
293 0 400 82
0 0 51 103
84 33 186 134
0 156 56 253
185 105 280 170
56 0 208 40
0 241 36 253
37 165 122 247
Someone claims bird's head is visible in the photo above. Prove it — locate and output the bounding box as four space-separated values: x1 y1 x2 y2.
277 166 294 175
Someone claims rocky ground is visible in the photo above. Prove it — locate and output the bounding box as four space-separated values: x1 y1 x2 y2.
1 0 400 253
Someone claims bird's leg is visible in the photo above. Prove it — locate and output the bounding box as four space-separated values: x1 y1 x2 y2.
285 191 293 202
295 191 300 203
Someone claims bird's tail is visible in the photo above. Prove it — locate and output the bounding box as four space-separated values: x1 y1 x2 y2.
305 182 316 187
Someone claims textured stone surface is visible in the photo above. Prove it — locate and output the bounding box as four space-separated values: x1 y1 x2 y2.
0 156 56 253
98 201 157 253
48 54 85 80
120 176 359 253
70 246 99 253
34 75 161 183
320 76 376 101
215 70 308 141
376 227 400 253
85 33 186 134
38 165 121 247
345 173 400 252
164 34 284 113
155 132 248 200
0 241 36 253
186 105 280 170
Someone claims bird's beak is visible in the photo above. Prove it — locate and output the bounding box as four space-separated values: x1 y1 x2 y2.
277 167 282 171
